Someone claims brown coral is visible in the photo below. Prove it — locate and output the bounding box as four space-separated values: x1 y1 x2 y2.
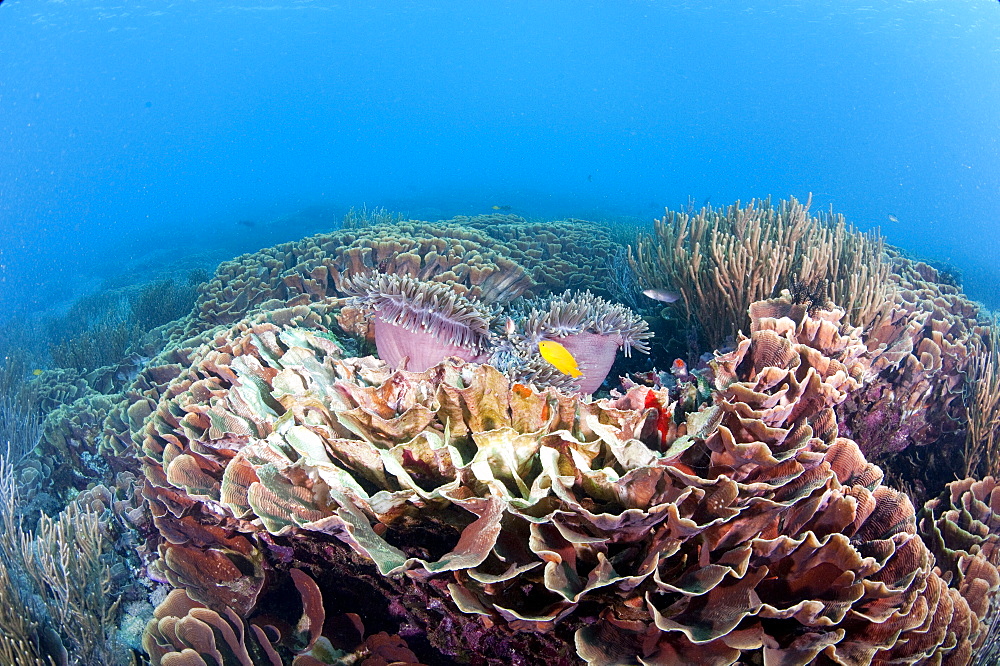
173 215 631 351
142 569 417 666
178 220 543 342
128 292 995 664
920 476 1000 660
629 196 890 350
836 254 992 501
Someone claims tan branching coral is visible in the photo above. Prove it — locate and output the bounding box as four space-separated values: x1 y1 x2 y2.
131 293 995 664
0 451 123 666
963 323 1000 479
629 196 890 349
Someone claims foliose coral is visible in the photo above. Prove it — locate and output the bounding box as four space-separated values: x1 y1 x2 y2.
451 214 623 298
129 291 996 664
837 254 992 500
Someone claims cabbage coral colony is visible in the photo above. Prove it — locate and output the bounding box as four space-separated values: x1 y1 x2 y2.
8 203 1000 666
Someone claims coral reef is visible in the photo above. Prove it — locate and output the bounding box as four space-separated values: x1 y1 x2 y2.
837 255 992 501
9 209 1000 666
145 570 427 666
629 196 890 350
125 290 997 664
180 215 623 346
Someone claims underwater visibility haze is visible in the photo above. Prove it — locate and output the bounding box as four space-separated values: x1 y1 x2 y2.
2 1 1000 665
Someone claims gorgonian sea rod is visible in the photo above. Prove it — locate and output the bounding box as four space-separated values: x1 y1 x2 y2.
137 299 995 665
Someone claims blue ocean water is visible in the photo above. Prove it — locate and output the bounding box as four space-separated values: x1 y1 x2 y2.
1 0 998 319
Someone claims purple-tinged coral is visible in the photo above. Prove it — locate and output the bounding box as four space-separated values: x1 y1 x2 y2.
836 254 991 501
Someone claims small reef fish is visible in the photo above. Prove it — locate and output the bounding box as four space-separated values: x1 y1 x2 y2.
888 214 898 223
642 288 680 303
491 205 512 211
32 369 43 376
504 317 517 337
538 340 583 378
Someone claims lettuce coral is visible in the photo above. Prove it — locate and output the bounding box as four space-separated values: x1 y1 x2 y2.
130 291 997 664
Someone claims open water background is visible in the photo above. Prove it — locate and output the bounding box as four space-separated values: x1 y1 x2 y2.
1 0 999 323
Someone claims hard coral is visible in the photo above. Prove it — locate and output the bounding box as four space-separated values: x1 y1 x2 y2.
450 214 622 298
130 294 994 664
180 220 537 344
179 215 630 349
143 569 397 666
837 254 991 501
921 476 1000 660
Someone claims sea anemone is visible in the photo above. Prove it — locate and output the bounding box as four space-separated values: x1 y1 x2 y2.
340 272 495 372
516 290 651 393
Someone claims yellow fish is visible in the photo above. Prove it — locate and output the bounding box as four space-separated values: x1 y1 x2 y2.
32 369 43 376
538 340 582 377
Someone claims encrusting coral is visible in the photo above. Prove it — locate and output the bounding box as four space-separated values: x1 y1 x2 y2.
128 289 997 665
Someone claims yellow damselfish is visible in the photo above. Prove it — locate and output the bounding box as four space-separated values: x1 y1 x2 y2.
538 340 582 378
